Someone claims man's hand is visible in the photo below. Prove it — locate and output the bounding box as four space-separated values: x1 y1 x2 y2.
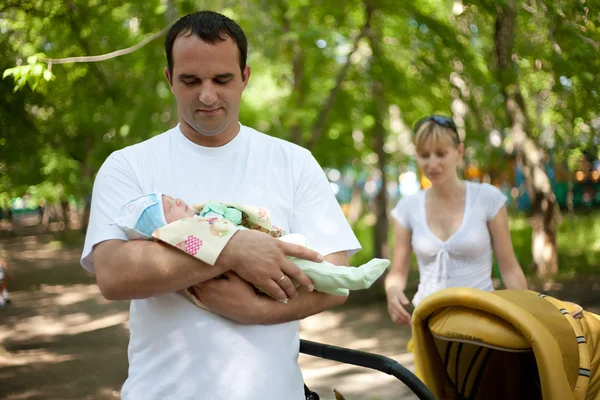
190 272 269 324
190 271 347 325
215 230 321 301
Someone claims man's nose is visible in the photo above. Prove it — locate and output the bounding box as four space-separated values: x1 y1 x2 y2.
199 84 217 106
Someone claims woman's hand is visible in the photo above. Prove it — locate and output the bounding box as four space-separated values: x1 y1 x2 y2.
386 284 412 325
385 220 413 325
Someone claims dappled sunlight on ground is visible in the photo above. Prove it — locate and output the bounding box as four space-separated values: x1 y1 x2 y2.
1 282 129 344
0 233 419 400
304 363 417 400
299 304 418 399
0 347 75 367
3 232 600 400
1 310 129 342
0 235 131 399
2 389 45 400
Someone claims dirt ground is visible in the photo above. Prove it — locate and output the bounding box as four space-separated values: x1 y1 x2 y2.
2 232 600 400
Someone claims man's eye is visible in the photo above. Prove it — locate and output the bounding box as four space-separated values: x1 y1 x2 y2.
183 80 198 85
215 79 230 85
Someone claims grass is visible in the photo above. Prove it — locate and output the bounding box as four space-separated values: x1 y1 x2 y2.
349 210 600 279
509 210 600 278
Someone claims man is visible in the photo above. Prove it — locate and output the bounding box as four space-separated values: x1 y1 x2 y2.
81 10 360 400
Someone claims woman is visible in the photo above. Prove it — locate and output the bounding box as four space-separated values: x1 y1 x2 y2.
385 115 527 325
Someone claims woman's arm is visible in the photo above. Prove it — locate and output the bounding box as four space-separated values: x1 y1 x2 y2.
488 206 528 290
385 220 413 324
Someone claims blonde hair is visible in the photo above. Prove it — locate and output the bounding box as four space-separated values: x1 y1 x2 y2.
414 120 460 154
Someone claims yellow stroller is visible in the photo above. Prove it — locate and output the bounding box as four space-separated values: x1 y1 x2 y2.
411 288 600 400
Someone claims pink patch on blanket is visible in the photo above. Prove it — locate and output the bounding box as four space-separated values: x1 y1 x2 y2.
184 235 203 255
258 207 268 220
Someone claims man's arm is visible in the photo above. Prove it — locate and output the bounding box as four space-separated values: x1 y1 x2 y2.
194 251 350 324
93 229 321 301
86 151 320 301
93 239 228 300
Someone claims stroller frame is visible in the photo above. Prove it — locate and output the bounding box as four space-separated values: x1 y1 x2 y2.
300 339 437 400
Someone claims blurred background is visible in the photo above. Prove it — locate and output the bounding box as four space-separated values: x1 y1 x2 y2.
1 1 600 399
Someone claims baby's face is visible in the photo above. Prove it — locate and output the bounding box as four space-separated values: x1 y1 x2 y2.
162 195 195 223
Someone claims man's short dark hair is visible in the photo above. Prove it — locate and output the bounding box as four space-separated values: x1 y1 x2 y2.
164 11 248 82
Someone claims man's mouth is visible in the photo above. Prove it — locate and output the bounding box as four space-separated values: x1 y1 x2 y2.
198 108 221 115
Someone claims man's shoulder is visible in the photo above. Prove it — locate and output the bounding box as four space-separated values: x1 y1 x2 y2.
106 127 176 166
244 125 311 158
120 127 176 154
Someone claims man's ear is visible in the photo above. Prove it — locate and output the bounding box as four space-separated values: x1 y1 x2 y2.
242 65 251 88
164 68 173 87
457 143 465 158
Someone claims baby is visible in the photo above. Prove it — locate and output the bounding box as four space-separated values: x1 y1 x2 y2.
114 193 389 309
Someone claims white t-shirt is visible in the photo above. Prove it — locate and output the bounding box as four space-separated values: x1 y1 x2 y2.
391 181 507 307
81 124 361 400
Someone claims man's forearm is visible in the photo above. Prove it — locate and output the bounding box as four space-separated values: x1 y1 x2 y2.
94 239 229 300
256 288 348 325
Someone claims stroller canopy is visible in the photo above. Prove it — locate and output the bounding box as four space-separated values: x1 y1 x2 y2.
412 288 600 400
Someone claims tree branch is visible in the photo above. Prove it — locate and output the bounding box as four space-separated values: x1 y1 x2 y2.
306 15 371 150
41 21 174 65
274 0 306 144
574 32 600 50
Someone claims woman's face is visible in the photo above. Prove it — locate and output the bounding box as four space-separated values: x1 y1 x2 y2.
415 137 464 185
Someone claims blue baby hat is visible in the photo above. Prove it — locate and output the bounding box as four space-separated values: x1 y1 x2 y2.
113 192 168 239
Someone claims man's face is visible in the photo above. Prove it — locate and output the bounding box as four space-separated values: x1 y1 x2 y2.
166 33 250 147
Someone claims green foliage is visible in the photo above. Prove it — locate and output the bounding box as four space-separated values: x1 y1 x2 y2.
0 0 598 214
509 210 600 277
2 55 55 92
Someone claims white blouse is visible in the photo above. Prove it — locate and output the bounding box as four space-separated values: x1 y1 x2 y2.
391 181 508 307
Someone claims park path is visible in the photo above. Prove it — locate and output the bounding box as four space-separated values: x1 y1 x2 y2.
4 232 600 399
0 233 419 400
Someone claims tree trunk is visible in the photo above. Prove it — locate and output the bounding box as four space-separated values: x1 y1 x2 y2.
365 0 388 259
494 0 560 277
567 178 574 220
79 134 95 233
277 6 370 150
347 185 364 225
60 200 69 230
41 204 50 230
373 118 389 260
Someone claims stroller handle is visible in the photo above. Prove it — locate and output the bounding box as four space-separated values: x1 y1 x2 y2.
300 339 437 400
